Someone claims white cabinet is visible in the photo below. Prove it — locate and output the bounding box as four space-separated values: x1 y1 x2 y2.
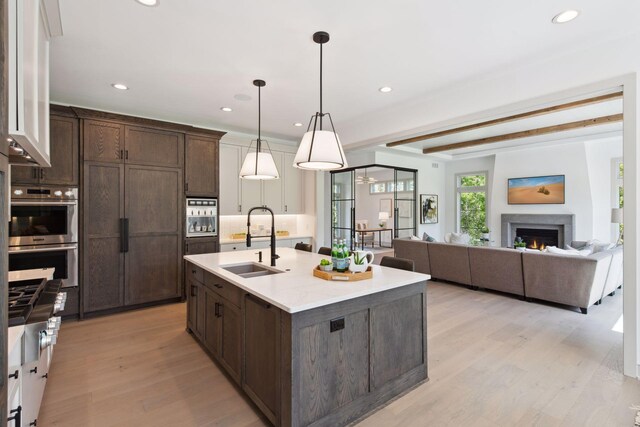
220 143 303 216
262 151 284 214
283 152 304 214
220 144 242 215
8 0 61 166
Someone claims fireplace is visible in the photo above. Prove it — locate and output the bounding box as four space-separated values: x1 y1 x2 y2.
515 227 559 250
501 214 575 249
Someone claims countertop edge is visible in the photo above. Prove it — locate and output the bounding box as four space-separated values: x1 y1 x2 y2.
184 252 430 314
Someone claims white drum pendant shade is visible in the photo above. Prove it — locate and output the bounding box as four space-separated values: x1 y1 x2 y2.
294 130 348 170
240 151 279 180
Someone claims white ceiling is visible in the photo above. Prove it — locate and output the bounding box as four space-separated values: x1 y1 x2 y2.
50 0 640 145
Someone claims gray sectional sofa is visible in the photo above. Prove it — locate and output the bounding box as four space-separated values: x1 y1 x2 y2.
393 238 623 314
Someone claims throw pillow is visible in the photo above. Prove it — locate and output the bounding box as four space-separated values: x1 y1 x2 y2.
587 240 615 253
547 246 590 256
410 235 421 241
422 232 436 242
449 232 471 245
565 244 594 255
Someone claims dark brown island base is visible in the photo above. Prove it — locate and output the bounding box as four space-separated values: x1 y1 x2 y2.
185 248 429 427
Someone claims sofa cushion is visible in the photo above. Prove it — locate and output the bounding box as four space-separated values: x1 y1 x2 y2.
468 247 525 296
522 251 611 310
393 238 431 275
428 242 472 285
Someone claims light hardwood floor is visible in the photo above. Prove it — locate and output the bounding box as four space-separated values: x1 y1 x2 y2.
39 281 638 427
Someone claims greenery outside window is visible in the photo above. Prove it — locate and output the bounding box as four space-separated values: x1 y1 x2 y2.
456 172 488 240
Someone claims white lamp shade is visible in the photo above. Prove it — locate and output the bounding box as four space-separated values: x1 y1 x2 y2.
611 207 623 224
378 212 390 220
294 130 348 171
240 151 279 180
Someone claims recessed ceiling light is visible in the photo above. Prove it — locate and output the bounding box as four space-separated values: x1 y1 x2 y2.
135 0 159 6
552 10 579 24
379 86 393 93
111 83 129 90
220 107 233 112
293 122 303 127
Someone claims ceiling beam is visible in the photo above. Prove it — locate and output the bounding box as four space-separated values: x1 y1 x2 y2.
386 91 623 148
422 114 624 154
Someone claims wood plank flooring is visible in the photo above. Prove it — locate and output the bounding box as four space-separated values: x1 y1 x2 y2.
39 281 639 426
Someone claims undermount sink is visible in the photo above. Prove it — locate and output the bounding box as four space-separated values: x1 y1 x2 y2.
221 263 283 279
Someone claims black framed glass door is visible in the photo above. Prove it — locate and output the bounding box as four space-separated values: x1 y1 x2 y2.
331 170 355 250
394 169 417 239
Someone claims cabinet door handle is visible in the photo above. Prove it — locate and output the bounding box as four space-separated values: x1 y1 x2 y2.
8 370 18 380
29 367 38 374
120 218 129 253
246 293 272 309
185 243 189 253
218 303 223 318
238 204 242 212
41 373 48 379
214 302 219 317
185 182 189 192
7 405 21 425
125 150 129 160
285 205 287 212
119 149 123 160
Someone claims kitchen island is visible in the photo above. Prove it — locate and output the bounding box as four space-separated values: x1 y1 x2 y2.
184 248 429 427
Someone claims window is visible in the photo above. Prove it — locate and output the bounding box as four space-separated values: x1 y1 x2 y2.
456 172 488 239
618 160 624 242
369 179 414 194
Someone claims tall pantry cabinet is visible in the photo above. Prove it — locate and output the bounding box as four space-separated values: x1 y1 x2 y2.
78 109 224 315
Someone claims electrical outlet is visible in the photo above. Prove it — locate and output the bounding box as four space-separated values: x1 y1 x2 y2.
330 317 345 333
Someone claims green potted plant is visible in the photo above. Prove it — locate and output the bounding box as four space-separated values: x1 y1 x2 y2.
514 237 527 251
481 226 490 240
318 258 333 272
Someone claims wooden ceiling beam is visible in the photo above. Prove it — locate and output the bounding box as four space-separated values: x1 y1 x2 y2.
422 114 623 154
386 91 623 148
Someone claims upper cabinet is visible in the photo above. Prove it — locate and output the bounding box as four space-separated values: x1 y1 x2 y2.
12 112 79 186
7 0 63 166
83 120 125 163
84 120 185 169
219 143 306 216
185 134 219 197
219 144 241 215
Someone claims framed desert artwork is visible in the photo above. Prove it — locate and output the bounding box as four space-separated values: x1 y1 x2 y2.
508 175 565 205
420 194 438 224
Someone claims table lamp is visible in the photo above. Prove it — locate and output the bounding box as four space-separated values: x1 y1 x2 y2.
611 207 623 245
378 211 389 228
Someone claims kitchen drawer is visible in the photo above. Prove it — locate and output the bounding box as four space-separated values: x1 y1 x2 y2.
204 273 242 308
187 263 204 284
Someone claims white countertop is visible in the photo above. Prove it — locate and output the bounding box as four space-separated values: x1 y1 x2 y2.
8 267 55 282
220 235 312 245
185 248 430 313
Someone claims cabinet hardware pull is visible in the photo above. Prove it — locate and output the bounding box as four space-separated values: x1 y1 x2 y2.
120 149 123 159
30 367 38 374
119 218 129 253
185 182 189 192
29 420 37 426
40 168 44 180
238 204 242 212
246 293 272 309
285 205 287 212
42 373 48 379
192 269 197 274
214 302 219 317
125 150 129 160
8 370 18 379
7 405 21 425
214 284 223 289
185 243 189 253
218 303 223 318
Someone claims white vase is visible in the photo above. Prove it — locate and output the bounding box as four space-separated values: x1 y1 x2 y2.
348 251 374 273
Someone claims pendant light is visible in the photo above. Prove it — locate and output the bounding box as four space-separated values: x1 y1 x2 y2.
293 31 348 171
240 79 280 180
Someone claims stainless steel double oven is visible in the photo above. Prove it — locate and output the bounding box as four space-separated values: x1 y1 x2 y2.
9 186 78 288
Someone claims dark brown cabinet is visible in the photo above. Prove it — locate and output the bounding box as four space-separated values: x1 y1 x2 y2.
185 134 219 197
124 165 182 305
186 265 243 385
125 126 184 168
185 237 219 255
83 120 125 163
12 115 79 186
244 293 280 424
83 162 125 312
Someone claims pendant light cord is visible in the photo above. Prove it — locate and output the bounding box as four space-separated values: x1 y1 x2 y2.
319 42 323 130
